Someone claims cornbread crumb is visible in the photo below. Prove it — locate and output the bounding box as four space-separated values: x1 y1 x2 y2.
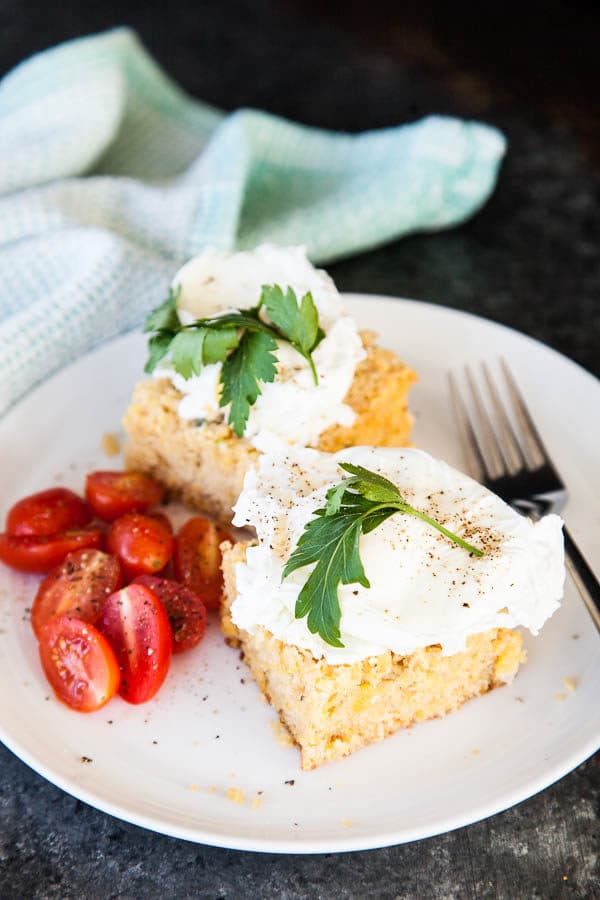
271 720 295 747
472 748 481 756
251 797 264 809
563 676 577 692
226 787 245 805
340 818 353 828
555 693 566 702
123 335 416 523
102 432 121 456
188 783 200 792
221 543 525 770
208 786 217 794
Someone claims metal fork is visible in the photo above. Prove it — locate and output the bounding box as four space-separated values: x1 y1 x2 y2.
448 360 600 631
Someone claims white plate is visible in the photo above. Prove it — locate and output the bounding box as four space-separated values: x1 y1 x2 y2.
0 296 599 854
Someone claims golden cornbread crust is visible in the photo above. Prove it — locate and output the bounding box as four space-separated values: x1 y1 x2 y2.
123 333 416 524
318 332 416 452
221 542 525 770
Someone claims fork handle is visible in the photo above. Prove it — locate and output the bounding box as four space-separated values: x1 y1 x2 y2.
564 528 600 632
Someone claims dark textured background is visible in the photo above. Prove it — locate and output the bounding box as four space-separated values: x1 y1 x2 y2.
1 1 599 897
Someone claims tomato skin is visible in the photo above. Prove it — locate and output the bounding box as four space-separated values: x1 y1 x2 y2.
107 513 173 579
146 511 173 533
31 549 122 639
85 471 164 522
133 575 207 653
38 616 121 712
6 487 92 537
174 517 230 610
0 528 104 574
97 584 172 704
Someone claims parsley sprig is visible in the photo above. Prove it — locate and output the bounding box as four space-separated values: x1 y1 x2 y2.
144 284 324 437
282 463 484 648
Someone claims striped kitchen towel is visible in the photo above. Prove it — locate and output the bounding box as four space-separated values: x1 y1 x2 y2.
0 28 506 415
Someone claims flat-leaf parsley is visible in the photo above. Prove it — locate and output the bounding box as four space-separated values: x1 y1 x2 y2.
283 463 484 648
144 285 323 436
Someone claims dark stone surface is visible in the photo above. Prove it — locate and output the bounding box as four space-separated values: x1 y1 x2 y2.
1 1 599 897
0 740 598 899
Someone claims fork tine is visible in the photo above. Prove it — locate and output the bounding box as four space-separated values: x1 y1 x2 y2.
448 372 500 480
500 359 547 469
464 366 506 479
447 372 488 480
481 362 527 474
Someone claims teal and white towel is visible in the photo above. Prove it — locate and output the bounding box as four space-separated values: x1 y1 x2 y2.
0 28 506 416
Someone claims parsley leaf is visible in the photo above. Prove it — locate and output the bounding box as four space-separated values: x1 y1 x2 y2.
144 288 180 333
293 516 367 648
170 330 206 379
283 463 484 648
144 333 174 374
337 462 405 505
262 285 322 382
202 327 240 364
323 479 348 516
284 502 377 648
219 330 278 437
144 283 324 435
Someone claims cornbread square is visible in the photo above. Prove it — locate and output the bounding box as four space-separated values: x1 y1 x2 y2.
123 333 416 523
221 542 525 770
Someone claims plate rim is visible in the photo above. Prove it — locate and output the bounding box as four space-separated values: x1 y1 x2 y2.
1 293 599 853
1 714 599 854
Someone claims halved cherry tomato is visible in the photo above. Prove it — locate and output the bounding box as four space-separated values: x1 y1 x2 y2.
133 575 207 653
38 616 121 712
0 528 104 574
174 517 230 610
6 487 92 537
107 513 173 579
97 584 172 704
31 549 122 639
85 471 164 522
